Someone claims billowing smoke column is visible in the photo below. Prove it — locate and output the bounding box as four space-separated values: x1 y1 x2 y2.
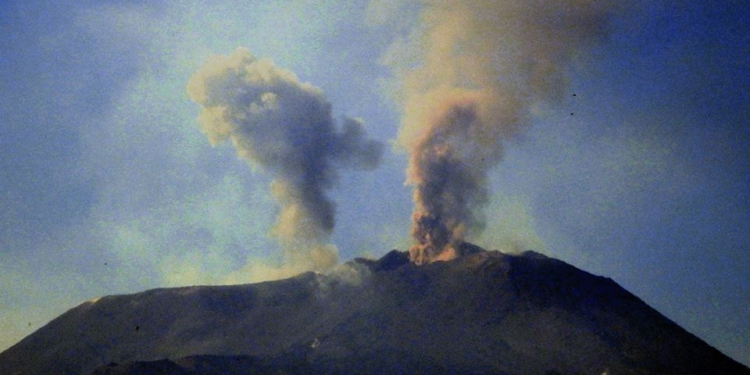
396 0 619 264
187 48 382 272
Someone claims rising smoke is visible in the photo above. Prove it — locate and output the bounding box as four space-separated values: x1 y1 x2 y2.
187 48 383 272
392 0 621 264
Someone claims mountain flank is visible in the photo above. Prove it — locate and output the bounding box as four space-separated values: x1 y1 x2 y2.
1 245 748 375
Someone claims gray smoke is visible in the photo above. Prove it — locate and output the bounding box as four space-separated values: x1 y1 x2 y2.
187 48 383 272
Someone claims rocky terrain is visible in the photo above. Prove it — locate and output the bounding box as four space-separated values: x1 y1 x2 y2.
1 244 748 375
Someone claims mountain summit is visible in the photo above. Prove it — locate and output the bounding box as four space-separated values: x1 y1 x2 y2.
1 245 748 375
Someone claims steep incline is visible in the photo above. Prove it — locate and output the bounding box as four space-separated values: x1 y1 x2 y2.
1 247 748 375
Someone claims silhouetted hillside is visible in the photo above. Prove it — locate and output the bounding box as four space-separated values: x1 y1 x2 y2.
1 245 748 375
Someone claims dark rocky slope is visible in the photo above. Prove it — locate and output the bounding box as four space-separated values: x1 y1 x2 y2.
1 245 748 375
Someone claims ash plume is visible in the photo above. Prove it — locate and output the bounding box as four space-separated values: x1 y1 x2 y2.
393 1 621 264
187 48 383 272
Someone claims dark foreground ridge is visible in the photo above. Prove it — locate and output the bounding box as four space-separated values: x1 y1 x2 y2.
1 244 748 375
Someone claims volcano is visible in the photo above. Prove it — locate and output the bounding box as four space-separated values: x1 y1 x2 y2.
1 244 747 375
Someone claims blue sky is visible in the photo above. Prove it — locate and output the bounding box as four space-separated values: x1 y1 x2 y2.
1 0 749 366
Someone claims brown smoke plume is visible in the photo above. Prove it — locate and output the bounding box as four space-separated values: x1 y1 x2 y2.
394 1 619 264
187 48 383 272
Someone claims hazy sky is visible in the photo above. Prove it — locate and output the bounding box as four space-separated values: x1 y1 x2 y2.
1 0 749 366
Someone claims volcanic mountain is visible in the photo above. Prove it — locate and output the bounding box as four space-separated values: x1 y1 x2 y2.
1 244 747 375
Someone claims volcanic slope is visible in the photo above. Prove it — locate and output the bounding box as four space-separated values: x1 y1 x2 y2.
1 245 748 375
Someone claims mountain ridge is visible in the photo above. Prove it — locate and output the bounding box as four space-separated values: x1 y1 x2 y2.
1 246 748 375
